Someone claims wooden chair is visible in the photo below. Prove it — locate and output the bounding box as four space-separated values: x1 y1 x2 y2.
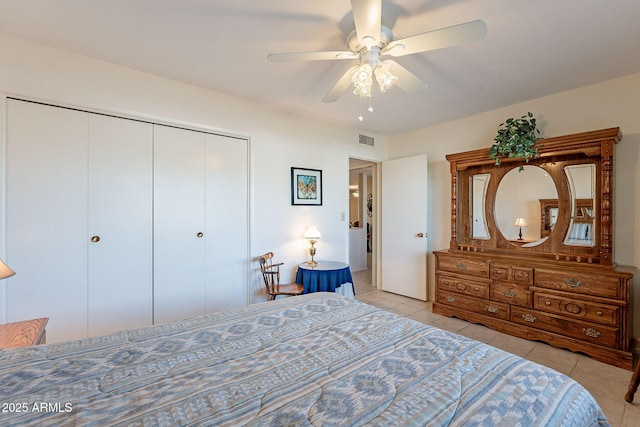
625 338 640 403
258 252 304 301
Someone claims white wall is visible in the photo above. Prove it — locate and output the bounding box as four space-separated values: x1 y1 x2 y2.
0 33 389 317
388 72 640 337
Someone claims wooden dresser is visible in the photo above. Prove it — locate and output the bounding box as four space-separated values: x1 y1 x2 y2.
433 250 634 369
0 318 49 349
435 128 636 370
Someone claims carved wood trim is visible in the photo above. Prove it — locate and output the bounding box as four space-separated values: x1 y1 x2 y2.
446 127 621 266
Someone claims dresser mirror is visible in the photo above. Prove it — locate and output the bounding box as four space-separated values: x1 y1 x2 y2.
564 164 596 247
470 173 491 239
447 127 620 265
493 165 557 245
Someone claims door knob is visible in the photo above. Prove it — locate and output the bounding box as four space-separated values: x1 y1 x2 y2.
91 236 100 243
196 232 204 238
416 232 425 238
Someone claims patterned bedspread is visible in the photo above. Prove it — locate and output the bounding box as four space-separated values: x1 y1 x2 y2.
0 293 608 426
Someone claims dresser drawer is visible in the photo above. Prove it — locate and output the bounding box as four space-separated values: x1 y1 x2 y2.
490 264 533 285
511 307 619 348
534 269 619 299
437 255 489 278
534 292 619 326
490 282 533 308
437 275 489 299
438 290 509 320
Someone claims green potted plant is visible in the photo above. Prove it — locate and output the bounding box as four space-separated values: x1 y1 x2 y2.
489 112 540 170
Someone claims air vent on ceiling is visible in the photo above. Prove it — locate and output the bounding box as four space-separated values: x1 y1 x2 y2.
359 134 374 147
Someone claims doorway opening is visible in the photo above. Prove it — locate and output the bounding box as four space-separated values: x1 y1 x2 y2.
349 158 377 294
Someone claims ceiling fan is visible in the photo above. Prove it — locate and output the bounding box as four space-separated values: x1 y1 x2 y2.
268 0 487 102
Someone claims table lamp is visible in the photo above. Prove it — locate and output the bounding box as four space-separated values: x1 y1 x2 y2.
514 217 527 240
0 259 15 280
304 226 321 266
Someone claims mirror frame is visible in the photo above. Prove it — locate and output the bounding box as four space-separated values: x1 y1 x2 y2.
446 127 621 265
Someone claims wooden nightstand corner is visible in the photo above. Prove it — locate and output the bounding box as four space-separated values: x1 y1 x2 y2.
0 317 49 349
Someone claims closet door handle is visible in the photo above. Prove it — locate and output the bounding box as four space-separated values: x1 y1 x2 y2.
196 232 204 238
90 236 101 243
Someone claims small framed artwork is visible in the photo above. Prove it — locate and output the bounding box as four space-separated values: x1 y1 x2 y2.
291 167 323 206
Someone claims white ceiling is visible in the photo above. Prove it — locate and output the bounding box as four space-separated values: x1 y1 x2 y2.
0 0 639 136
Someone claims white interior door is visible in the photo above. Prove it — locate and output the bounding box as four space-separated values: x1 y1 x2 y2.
153 125 206 324
381 154 428 300
6 99 89 342
87 115 153 336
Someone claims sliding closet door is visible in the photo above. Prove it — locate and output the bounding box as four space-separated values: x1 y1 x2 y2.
153 125 207 324
87 115 153 337
6 100 154 342
205 133 248 312
6 99 89 342
154 126 249 323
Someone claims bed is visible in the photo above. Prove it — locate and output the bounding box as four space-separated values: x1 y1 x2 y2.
1 293 608 426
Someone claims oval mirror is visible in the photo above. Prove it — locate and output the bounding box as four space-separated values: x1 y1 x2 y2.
495 165 558 246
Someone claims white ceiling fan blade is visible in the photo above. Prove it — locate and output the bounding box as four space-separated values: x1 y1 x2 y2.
322 65 358 102
383 19 487 57
383 60 428 93
268 51 357 63
351 0 382 47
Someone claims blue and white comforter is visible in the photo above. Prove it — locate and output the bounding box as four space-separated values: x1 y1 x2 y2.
0 293 608 426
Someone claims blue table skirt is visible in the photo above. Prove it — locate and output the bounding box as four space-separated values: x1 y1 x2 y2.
296 265 353 294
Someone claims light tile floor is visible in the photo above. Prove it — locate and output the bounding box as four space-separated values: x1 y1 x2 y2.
351 269 640 427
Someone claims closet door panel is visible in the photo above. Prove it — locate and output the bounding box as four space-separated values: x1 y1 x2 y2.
87 115 153 336
153 125 206 324
6 99 88 342
205 134 249 311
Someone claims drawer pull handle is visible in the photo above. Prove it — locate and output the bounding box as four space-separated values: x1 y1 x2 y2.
545 301 551 306
596 311 603 316
522 313 537 323
456 263 467 271
565 278 582 287
445 296 456 303
583 328 601 338
515 271 526 278
474 287 480 292
503 290 517 298
485 305 499 314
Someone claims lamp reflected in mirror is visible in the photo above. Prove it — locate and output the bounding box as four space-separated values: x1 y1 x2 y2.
514 217 527 241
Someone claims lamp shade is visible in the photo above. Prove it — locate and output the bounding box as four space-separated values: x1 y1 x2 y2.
514 217 527 227
304 226 321 240
0 259 15 280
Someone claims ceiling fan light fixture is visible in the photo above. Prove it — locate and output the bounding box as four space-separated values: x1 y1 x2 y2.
374 65 398 93
352 63 373 97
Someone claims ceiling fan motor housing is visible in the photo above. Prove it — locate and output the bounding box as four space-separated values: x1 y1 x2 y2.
347 25 393 57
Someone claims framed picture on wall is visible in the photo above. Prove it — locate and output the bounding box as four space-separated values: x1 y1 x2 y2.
291 167 323 206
